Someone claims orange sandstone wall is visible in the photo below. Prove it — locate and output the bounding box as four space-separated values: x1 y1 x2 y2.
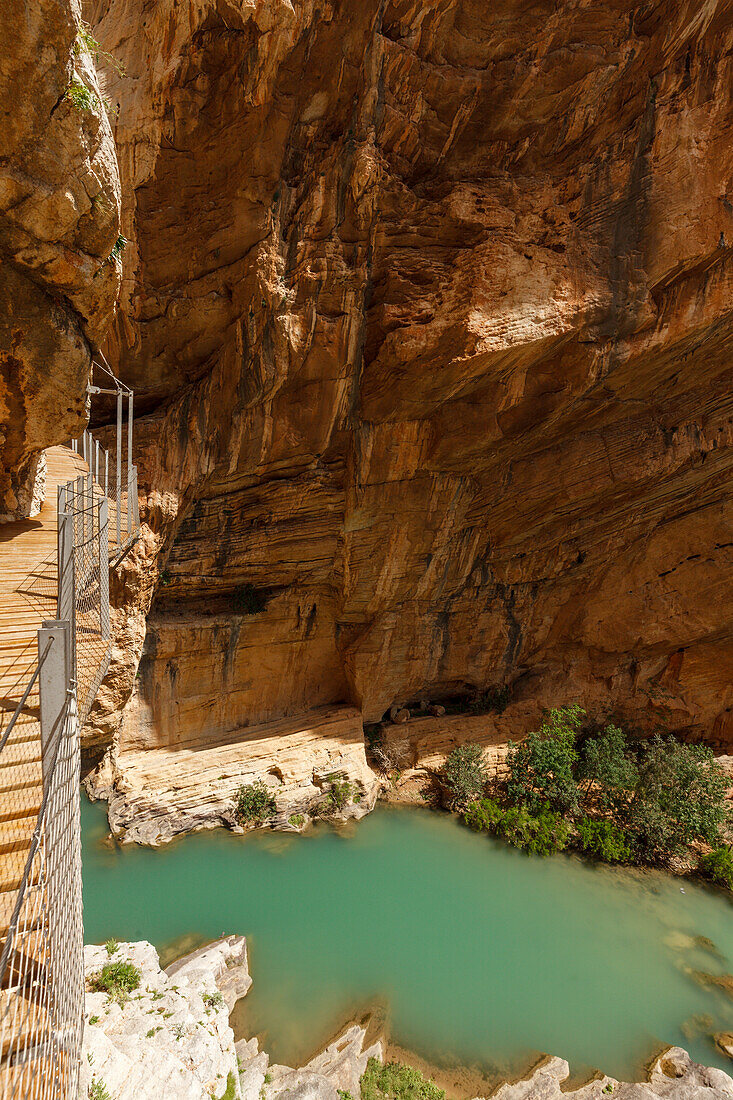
86 0 733 752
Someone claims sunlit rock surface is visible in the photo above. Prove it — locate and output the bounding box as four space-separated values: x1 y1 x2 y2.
81 936 733 1100
84 0 733 756
0 0 120 519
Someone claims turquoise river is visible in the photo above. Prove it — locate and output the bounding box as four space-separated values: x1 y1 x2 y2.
81 799 733 1084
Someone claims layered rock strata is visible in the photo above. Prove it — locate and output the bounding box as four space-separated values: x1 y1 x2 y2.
0 0 120 519
88 704 381 846
80 0 733 771
81 936 733 1100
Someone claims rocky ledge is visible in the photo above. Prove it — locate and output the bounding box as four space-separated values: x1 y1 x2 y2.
80 936 733 1100
87 706 383 846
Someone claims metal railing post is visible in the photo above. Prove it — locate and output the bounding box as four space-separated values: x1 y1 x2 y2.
100 497 110 639
86 470 94 544
57 487 76 657
38 621 70 786
104 449 109 497
94 437 100 484
116 389 123 546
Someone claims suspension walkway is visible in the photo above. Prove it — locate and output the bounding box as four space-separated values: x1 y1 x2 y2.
0 367 139 1100
0 447 87 939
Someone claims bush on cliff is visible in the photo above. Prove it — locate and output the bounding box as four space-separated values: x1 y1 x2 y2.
505 705 583 814
360 1058 445 1100
89 959 141 1003
464 798 571 856
577 723 638 813
624 737 729 862
464 706 730 873
236 780 276 824
438 743 487 811
576 818 632 864
700 846 733 890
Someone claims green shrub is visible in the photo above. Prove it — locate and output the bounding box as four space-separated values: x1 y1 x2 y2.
203 990 224 1010
109 234 127 265
236 780 276 824
464 796 504 833
627 737 729 862
464 797 570 856
66 79 99 112
90 960 141 1002
89 1079 112 1100
212 1071 238 1100
506 706 583 814
577 724 638 812
497 804 571 856
288 814 305 828
438 742 487 811
104 938 119 957
360 1058 445 1100
700 846 733 890
232 583 267 614
323 774 352 812
577 818 632 864
75 21 125 75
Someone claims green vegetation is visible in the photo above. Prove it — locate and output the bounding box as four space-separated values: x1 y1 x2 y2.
576 818 632 864
700 845 733 890
232 583 268 614
264 1073 273 1084
465 798 570 856
75 20 125 75
104 938 119 956
323 773 353 813
89 1079 112 1100
66 78 99 112
203 990 224 1010
236 780 276 825
626 737 728 862
288 814 305 828
505 706 583 814
109 234 127 265
458 705 730 875
90 959 141 1003
88 1015 100 1026
438 742 487 811
360 1058 445 1100
212 1071 237 1100
146 1026 162 1038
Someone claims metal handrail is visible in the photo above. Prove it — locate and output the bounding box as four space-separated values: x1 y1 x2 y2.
0 636 55 756
0 681 75 978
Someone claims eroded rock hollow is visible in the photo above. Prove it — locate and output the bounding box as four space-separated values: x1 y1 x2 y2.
85 0 733 758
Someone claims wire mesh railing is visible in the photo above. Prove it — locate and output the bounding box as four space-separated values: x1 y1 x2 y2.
58 479 111 725
0 365 138 1098
71 430 139 558
0 626 84 1100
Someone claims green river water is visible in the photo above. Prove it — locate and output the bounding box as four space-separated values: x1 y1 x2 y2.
81 799 733 1083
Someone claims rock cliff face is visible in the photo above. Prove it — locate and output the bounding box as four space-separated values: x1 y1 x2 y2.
86 0 733 756
0 0 121 519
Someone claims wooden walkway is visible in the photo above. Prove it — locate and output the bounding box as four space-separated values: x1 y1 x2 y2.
0 446 86 944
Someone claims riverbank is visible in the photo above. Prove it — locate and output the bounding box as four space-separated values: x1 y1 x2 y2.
81 799 733 1080
80 935 733 1100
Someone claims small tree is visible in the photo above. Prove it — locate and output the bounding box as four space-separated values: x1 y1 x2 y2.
626 737 729 862
236 780 276 824
505 706 584 814
577 724 638 812
438 743 487 811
